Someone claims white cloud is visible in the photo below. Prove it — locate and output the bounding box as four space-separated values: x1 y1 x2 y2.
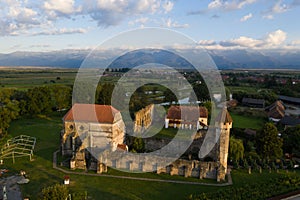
198 29 288 50
198 40 217 46
291 40 300 45
84 0 174 27
0 0 42 36
227 36 263 48
208 0 223 9
0 0 176 36
240 13 253 22
208 0 257 10
263 14 274 20
43 0 80 15
265 29 287 46
272 0 289 13
128 17 149 26
263 0 289 19
32 28 87 36
163 18 189 28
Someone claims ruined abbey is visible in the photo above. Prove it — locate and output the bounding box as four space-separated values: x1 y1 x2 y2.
61 103 232 182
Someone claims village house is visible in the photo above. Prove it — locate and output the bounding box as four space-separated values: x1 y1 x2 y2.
279 116 300 129
265 100 285 122
279 95 300 106
165 105 208 130
242 97 265 108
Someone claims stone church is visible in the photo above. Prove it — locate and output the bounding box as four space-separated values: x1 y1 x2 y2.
61 103 232 182
61 103 125 170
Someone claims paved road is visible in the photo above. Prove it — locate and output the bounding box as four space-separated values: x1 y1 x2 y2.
53 150 233 186
283 194 300 200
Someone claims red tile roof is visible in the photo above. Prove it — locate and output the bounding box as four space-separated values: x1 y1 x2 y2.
117 144 128 151
167 106 208 121
63 104 120 124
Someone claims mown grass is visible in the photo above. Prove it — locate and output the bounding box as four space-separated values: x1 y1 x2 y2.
3 114 219 199
230 112 267 130
2 113 299 200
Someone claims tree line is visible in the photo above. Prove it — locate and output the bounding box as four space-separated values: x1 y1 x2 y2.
0 85 72 136
229 122 300 172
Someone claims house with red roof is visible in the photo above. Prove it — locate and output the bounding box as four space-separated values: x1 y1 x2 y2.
165 106 208 130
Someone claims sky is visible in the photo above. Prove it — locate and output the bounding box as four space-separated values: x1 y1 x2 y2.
1 0 300 53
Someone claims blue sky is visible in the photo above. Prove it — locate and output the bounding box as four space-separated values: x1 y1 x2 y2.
1 0 300 53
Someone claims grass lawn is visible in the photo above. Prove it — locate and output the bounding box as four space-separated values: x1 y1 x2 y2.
2 113 299 199
3 113 220 200
230 112 267 130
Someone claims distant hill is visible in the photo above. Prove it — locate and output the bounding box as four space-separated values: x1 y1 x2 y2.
0 50 87 68
0 49 299 70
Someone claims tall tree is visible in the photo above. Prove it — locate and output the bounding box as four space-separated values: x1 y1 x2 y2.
282 125 300 157
96 83 114 105
0 89 20 135
191 83 210 102
229 136 244 162
256 123 283 160
50 85 72 111
26 86 53 114
164 88 177 104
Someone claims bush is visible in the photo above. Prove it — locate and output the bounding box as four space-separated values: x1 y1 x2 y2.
39 184 69 200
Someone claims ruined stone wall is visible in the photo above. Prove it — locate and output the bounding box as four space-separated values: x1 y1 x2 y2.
134 104 154 133
95 151 218 179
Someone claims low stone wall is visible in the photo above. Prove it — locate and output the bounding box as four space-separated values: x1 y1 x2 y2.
94 151 219 180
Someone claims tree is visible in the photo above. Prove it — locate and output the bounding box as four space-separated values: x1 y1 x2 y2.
40 184 69 200
164 89 177 104
282 125 300 157
256 123 283 160
131 137 145 153
225 87 231 101
96 83 114 105
50 85 72 111
0 89 20 135
229 136 244 162
26 87 53 114
191 83 210 102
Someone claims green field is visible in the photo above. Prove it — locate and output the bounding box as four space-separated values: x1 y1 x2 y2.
0 114 298 199
230 112 267 130
0 68 77 89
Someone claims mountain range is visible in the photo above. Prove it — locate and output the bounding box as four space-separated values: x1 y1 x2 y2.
0 49 299 70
